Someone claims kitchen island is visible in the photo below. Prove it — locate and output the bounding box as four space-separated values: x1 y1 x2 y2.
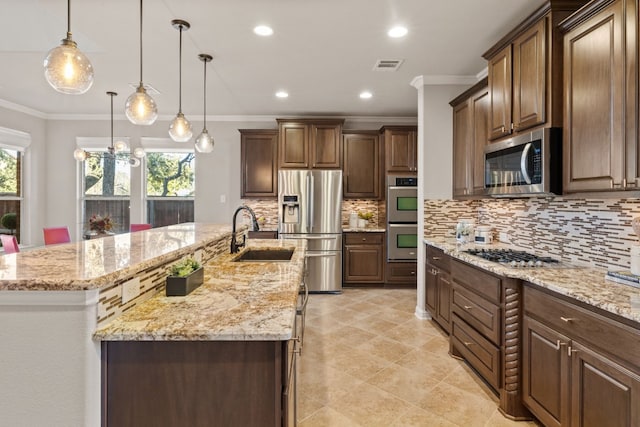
0 224 305 427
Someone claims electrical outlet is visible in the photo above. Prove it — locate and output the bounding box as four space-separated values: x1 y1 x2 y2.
220 194 226 203
121 277 141 304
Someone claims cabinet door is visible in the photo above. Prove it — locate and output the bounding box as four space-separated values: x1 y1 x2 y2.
523 316 570 427
425 263 438 316
563 1 625 192
488 45 513 140
437 272 451 332
310 123 342 168
513 17 546 132
343 132 381 199
385 127 418 173
570 342 640 427
452 100 472 197
471 89 489 194
343 245 384 283
240 130 278 198
279 122 309 168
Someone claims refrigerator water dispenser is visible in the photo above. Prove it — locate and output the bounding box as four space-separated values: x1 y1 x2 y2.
282 195 300 224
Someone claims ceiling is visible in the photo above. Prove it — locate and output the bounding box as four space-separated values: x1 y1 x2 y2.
0 0 546 119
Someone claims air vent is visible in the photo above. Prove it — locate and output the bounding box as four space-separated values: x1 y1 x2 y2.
127 83 161 95
373 59 404 71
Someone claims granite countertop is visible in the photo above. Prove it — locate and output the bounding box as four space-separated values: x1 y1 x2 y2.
425 237 640 324
0 223 235 291
343 225 386 233
93 239 306 342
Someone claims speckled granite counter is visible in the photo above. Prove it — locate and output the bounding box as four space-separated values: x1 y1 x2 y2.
0 223 234 291
94 239 306 341
425 237 640 324
343 226 386 232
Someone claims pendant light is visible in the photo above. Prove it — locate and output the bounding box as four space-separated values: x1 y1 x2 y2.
194 54 214 153
168 20 193 142
43 0 94 94
125 0 157 125
74 91 145 166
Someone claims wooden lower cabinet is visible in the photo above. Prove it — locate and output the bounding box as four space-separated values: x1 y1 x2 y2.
425 245 452 333
343 232 384 285
523 283 640 427
385 261 417 286
102 339 297 427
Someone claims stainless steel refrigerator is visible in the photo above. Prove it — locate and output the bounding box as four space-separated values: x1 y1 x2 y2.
278 170 342 293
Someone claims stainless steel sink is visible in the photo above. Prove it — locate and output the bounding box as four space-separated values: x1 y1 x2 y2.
233 248 294 262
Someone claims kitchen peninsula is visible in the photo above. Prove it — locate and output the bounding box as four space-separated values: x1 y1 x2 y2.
0 224 305 427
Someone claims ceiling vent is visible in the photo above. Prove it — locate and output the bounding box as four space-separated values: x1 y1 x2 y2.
373 59 404 71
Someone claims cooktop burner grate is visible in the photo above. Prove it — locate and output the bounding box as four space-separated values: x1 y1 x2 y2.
464 248 560 268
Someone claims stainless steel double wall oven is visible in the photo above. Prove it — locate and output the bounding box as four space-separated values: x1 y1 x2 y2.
386 175 418 261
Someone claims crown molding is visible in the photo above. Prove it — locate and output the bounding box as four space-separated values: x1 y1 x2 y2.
0 98 48 119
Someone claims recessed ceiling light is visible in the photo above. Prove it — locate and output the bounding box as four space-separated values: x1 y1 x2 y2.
276 91 289 98
359 91 373 99
388 26 408 38
254 25 274 36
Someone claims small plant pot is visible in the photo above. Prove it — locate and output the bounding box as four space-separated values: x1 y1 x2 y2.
166 267 204 296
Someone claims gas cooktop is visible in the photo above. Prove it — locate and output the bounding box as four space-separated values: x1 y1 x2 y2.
464 248 560 268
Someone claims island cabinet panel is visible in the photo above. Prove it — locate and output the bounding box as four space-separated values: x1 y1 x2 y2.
562 0 627 192
102 340 289 427
343 131 382 199
277 119 343 169
240 129 278 198
523 283 640 427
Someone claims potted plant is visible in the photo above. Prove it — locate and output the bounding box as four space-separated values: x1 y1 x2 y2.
166 257 204 296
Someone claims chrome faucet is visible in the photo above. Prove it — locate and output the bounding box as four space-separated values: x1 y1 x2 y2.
230 205 260 253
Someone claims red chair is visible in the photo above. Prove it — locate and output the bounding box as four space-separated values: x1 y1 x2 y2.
130 223 152 232
0 234 19 254
43 226 71 245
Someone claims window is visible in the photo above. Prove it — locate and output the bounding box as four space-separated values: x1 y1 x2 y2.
0 147 22 243
81 151 132 234
145 151 195 227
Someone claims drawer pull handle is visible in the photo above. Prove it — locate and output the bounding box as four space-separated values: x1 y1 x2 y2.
464 305 473 310
362 238 367 241
568 346 578 357
463 341 474 347
432 256 441 260
410 271 416 275
560 317 574 323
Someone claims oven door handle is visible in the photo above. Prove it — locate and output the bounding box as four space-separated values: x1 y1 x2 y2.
520 142 532 185
388 186 417 191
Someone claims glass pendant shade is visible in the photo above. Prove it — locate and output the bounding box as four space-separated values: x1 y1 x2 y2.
113 140 128 152
125 86 158 125
195 129 214 153
169 113 193 142
133 147 146 158
44 39 94 94
129 157 141 167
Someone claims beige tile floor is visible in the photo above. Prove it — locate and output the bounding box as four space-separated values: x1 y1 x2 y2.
298 288 542 427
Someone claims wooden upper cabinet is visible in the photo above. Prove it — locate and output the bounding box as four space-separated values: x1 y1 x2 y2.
561 0 625 192
484 1 586 143
239 129 278 198
488 45 513 140
277 119 343 169
513 17 546 132
343 131 382 199
451 78 489 198
382 126 418 173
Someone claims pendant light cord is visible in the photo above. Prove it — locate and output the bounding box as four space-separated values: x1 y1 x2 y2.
110 93 114 150
66 0 72 37
178 25 183 113
139 0 144 86
203 59 207 129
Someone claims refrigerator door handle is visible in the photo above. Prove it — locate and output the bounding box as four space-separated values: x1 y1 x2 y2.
309 173 315 232
305 252 338 258
299 235 338 240
305 173 311 230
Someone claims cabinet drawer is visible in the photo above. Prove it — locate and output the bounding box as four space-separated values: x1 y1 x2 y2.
452 283 501 345
386 262 417 285
451 314 501 390
452 259 501 304
524 284 640 369
426 245 450 272
344 232 383 245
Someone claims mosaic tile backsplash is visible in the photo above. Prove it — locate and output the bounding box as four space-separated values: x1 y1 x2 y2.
424 198 640 270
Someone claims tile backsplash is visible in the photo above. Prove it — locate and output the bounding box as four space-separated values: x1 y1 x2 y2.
425 197 640 270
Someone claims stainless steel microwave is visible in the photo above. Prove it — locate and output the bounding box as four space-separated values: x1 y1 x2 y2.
484 128 562 197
